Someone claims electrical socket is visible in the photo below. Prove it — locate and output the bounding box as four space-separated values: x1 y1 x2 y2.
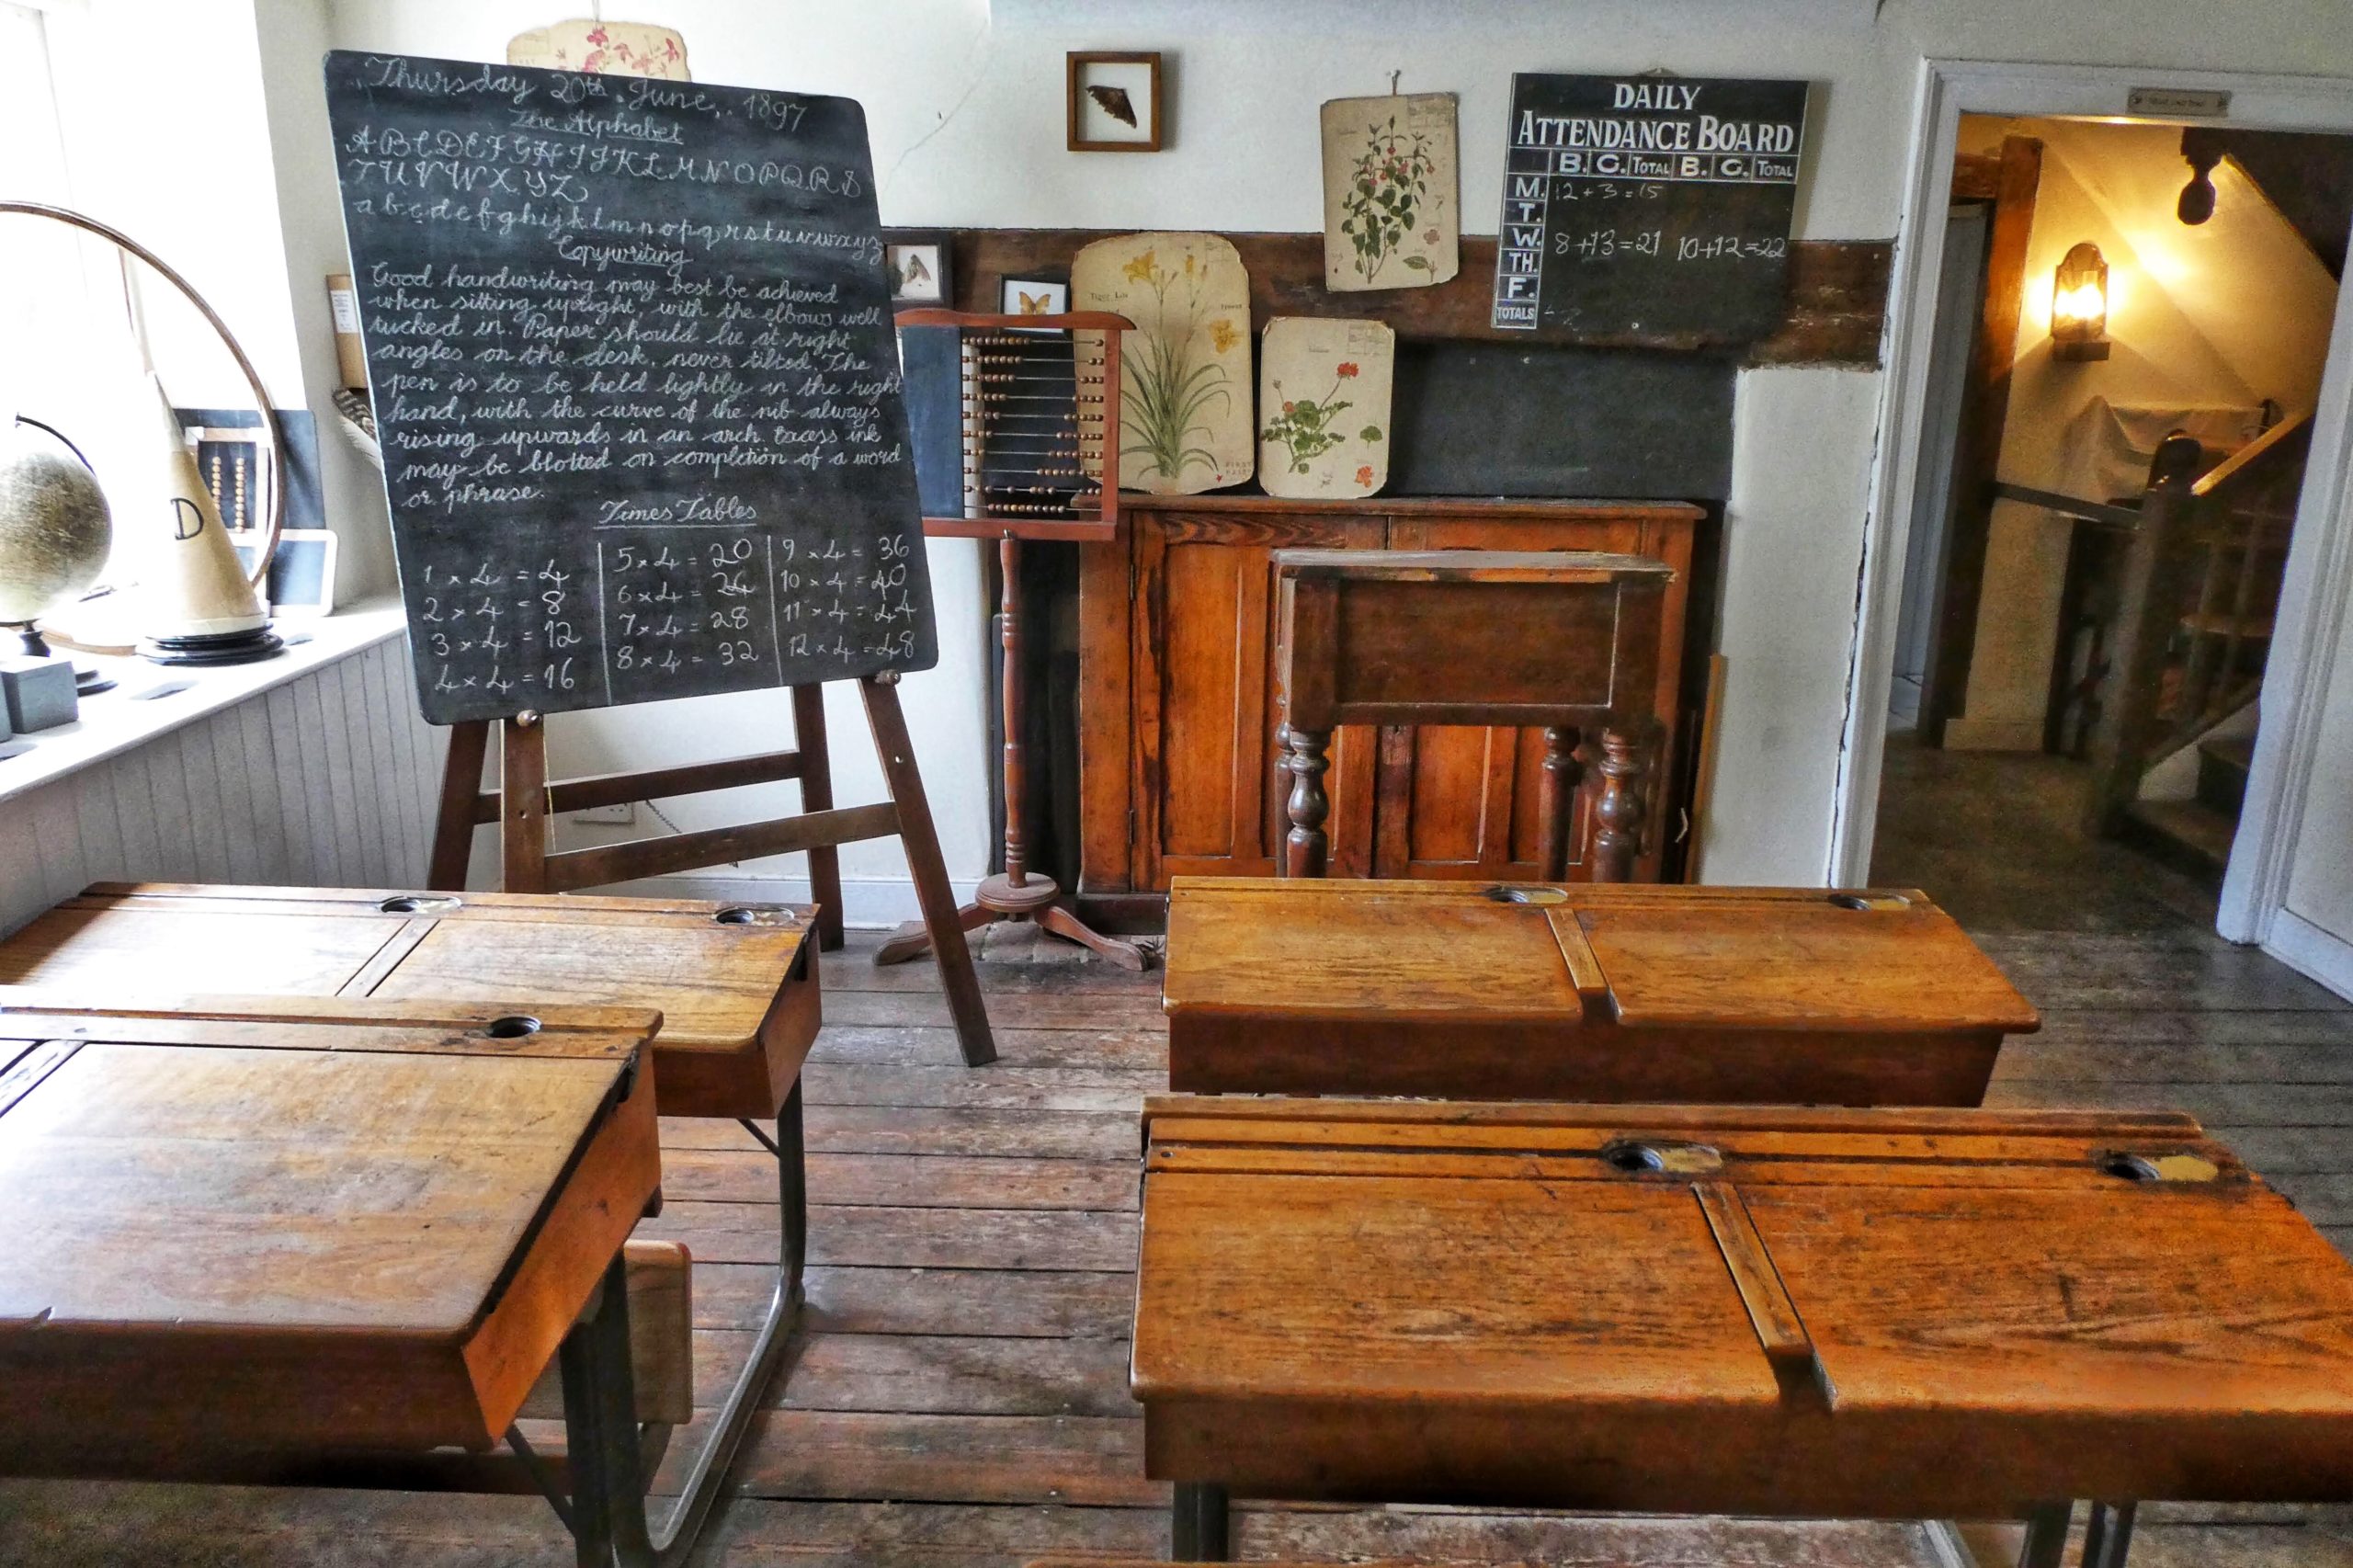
572 802 636 827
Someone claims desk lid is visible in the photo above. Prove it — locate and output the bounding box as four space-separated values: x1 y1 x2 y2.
0 882 813 1051
1137 1098 2353 1431
1162 879 2040 1036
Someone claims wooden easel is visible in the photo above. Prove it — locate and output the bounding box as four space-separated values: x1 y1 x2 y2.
426 672 995 1067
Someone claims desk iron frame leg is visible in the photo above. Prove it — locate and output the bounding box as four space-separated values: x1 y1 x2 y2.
557 1255 656 1568
1170 1481 1230 1562
536 1086 809 1567
2081 1501 2136 1568
2017 1503 2075 1568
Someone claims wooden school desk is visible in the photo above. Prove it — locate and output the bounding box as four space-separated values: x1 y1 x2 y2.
0 881 819 1556
1162 879 2039 1104
0 995 674 1567
1133 1097 2353 1566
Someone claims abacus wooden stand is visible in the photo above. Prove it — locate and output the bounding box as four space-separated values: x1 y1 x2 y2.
426 673 995 1066
879 308 1145 971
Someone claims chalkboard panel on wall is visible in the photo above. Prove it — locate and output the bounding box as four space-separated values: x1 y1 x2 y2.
1491 74 1811 341
1387 342 1733 500
324 51 933 725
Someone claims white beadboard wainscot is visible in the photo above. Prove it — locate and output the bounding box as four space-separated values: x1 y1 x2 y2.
0 607 447 936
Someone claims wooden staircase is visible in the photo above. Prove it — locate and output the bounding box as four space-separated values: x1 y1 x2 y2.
2085 416 2305 882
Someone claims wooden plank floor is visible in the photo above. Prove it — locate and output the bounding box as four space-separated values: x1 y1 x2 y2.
6 903 2353 1566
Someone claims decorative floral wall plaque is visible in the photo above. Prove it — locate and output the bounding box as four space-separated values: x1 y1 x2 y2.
1072 233 1253 494
1257 317 1392 501
1321 93 1459 292
507 19 689 79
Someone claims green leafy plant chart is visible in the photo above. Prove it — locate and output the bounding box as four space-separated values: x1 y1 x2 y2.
1116 250 1236 485
1338 115 1437 285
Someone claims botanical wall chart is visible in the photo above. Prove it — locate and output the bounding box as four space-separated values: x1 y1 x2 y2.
1320 93 1460 292
1258 317 1393 501
506 19 690 78
1073 233 1255 494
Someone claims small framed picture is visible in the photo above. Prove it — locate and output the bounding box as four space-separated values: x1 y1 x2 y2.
886 234 951 304
999 277 1069 321
1067 51 1163 153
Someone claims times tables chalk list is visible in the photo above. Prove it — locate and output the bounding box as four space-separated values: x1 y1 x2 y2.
1491 74 1811 340
324 51 934 725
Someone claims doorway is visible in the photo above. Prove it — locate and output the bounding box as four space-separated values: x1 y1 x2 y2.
1839 63 2353 946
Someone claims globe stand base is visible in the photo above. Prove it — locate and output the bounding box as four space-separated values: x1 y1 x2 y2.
5 620 113 695
138 624 283 666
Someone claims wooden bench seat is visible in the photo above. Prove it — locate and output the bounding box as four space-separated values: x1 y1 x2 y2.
520 1241 692 1429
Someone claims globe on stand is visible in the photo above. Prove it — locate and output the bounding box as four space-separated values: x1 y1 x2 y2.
0 417 114 694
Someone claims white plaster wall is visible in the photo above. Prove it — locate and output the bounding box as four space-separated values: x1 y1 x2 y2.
295 0 2353 893
2282 571 2353 979
1701 367 1880 883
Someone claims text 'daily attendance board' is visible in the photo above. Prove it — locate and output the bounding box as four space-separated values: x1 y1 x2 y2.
324 51 934 725
1491 74 1811 341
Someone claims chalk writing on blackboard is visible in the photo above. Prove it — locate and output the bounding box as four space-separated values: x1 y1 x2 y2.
324 51 934 724
1491 74 1810 340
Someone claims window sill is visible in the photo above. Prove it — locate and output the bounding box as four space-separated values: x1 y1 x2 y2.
0 598 411 807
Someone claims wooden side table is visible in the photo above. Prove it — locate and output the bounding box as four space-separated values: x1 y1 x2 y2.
1272 550 1673 881
1134 1096 2353 1565
0 995 676 1565
0 881 820 1563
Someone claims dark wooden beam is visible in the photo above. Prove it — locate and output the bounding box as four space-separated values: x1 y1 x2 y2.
910 228 1891 369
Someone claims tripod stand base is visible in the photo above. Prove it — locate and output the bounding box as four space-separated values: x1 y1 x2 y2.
875 871 1148 971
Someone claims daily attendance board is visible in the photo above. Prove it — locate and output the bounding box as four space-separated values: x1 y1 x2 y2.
1491 74 1811 341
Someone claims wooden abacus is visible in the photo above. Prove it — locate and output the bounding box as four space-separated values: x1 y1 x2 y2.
881 310 1146 969
894 310 1126 542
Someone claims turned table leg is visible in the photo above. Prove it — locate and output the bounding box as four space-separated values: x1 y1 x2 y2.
1591 725 1647 883
1279 722 1333 878
1537 723 1581 881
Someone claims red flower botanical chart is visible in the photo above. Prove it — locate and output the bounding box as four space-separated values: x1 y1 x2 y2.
1258 317 1394 501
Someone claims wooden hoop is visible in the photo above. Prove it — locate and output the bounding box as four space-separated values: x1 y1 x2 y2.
0 199 287 595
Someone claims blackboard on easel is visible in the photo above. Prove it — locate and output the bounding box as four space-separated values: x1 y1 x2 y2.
1491 74 1811 341
324 51 934 725
332 51 995 1069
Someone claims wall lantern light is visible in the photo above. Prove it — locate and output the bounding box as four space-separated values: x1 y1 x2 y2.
2052 242 2111 361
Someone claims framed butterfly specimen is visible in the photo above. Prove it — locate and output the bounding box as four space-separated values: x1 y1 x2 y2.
999 278 1069 319
1067 51 1163 153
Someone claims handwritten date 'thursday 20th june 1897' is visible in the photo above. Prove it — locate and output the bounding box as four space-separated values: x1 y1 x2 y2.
324 51 937 724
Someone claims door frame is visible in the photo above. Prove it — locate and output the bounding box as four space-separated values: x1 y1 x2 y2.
1832 57 2353 947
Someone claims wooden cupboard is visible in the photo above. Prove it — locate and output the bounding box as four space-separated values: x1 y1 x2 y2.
1075 495 1703 895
